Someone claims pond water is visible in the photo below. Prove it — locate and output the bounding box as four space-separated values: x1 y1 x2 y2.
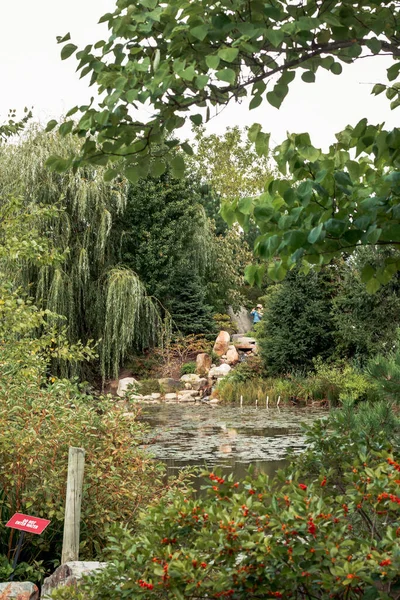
139 404 327 480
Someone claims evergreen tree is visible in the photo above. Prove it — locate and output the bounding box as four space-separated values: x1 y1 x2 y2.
258 268 337 375
168 267 215 335
332 248 400 363
117 172 210 303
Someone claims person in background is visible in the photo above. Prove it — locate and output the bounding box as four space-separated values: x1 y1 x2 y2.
251 303 263 326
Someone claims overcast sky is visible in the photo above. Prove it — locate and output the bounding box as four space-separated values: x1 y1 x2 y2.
1 0 397 150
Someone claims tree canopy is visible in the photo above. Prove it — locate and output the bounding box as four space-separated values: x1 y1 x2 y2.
50 0 400 289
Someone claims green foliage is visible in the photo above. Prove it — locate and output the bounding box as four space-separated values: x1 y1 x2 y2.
206 226 253 314
53 0 400 180
0 380 167 581
49 0 400 284
332 248 400 362
0 129 167 380
168 269 215 336
213 314 238 336
117 173 210 304
217 358 373 407
258 268 337 375
56 418 400 599
137 378 162 395
368 333 400 403
180 362 197 376
0 198 168 582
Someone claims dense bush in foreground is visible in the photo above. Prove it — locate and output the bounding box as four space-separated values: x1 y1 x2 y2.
56 408 400 599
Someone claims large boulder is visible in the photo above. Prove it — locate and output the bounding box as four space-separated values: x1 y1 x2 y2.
158 378 184 393
196 353 212 376
41 562 107 599
0 583 39 600
212 331 230 357
116 377 138 397
226 345 239 365
209 363 231 378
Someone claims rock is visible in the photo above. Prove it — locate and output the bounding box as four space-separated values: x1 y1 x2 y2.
165 393 177 400
158 378 184 393
209 364 231 378
178 389 199 398
209 399 220 405
226 345 239 365
190 377 208 391
178 395 197 403
0 582 39 600
180 374 200 384
196 353 212 376
41 562 107 599
116 377 138 397
151 393 161 399
184 382 192 390
233 336 257 352
212 331 230 357
228 306 253 334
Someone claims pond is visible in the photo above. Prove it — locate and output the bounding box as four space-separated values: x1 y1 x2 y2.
140 404 327 480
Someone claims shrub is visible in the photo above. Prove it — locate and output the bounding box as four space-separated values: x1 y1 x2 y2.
213 314 238 335
181 362 197 375
138 378 162 395
0 378 168 583
57 416 400 599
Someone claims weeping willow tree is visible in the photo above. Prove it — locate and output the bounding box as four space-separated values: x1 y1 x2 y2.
0 127 168 380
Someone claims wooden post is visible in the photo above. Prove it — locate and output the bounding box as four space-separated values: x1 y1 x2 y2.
62 446 85 564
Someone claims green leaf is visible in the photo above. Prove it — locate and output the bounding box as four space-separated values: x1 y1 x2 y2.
125 166 142 184
249 95 263 110
245 264 258 285
195 75 209 90
170 155 185 179
324 218 347 237
366 277 381 294
301 71 315 83
268 261 287 282
190 114 203 126
218 48 239 62
45 120 58 132
330 62 342 75
308 223 324 244
59 121 73 136
191 24 209 41
150 159 166 177
387 63 400 82
220 202 236 227
267 84 289 109
238 197 253 215
360 264 375 283
56 32 71 44
61 43 78 60
181 142 193 156
255 132 270 157
265 29 284 48
216 69 236 85
365 38 381 54
298 145 320 161
248 123 262 143
205 55 220 70
103 169 118 182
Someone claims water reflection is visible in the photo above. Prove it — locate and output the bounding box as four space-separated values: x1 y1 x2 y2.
140 404 327 479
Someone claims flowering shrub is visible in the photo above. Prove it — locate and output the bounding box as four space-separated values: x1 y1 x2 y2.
57 424 400 599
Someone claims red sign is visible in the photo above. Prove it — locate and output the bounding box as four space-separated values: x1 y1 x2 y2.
6 513 51 535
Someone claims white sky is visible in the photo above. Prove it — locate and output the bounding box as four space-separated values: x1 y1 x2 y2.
0 0 397 150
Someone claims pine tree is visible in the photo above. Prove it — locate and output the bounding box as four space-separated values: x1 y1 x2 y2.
168 268 215 335
258 268 337 375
